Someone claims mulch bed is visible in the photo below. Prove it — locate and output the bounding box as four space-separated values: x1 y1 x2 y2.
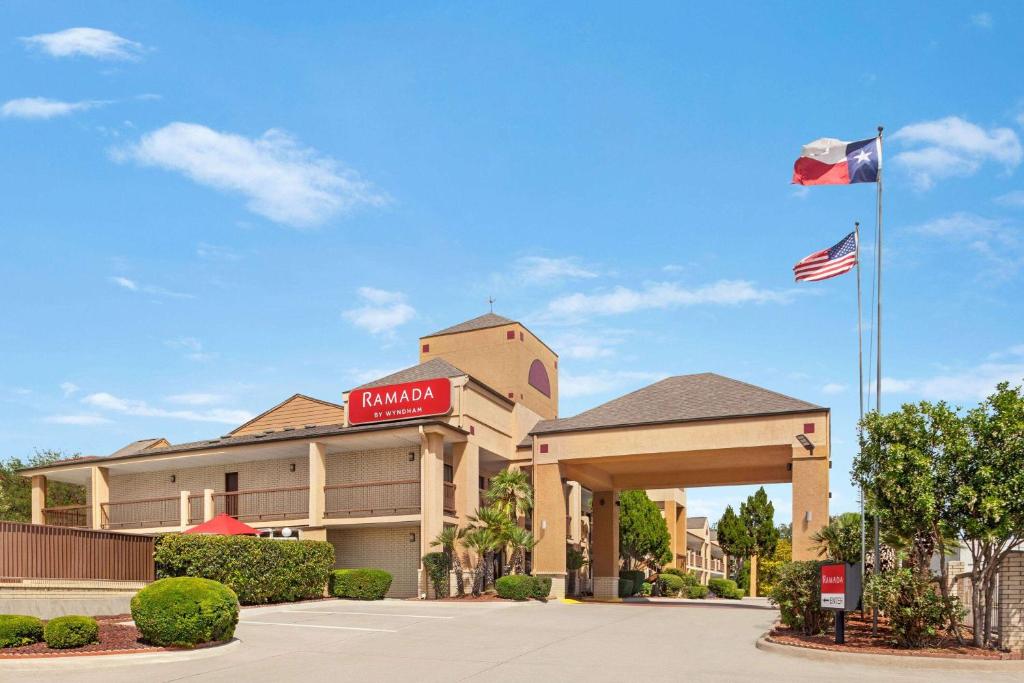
0 616 162 658
768 613 1022 660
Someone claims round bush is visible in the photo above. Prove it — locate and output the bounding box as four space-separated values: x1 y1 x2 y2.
640 582 653 596
659 573 685 596
131 577 239 648
329 569 393 600
0 615 44 648
44 615 99 649
495 575 534 600
531 576 552 600
708 577 739 598
687 584 709 599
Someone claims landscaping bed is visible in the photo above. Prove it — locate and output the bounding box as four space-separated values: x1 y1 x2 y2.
0 616 158 658
767 613 1022 660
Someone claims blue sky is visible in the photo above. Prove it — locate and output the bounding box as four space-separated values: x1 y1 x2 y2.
2 3 1022 525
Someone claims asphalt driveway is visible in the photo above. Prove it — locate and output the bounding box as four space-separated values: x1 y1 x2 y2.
6 599 1022 682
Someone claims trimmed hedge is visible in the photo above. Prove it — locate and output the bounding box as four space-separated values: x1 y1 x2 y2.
495 575 534 600
619 570 645 596
531 576 552 600
154 534 334 605
0 615 44 648
131 577 239 648
709 577 743 599
687 584 709 599
43 615 99 649
659 573 685 597
618 577 634 597
640 582 653 596
422 552 450 598
329 569 393 600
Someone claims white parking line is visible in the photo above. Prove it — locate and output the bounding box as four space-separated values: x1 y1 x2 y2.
240 620 397 632
283 610 453 619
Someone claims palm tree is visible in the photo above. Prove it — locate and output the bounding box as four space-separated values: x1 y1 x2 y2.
485 469 533 521
506 526 537 575
462 527 500 595
432 526 467 597
468 505 511 585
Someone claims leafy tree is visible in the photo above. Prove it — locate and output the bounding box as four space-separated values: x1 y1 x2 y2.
618 490 671 570
757 538 792 596
0 449 85 521
811 512 863 564
777 522 792 541
716 505 752 582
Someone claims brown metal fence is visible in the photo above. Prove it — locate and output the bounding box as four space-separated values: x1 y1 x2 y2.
0 521 155 581
324 479 420 517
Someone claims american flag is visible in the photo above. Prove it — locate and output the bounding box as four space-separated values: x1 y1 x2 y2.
793 231 858 282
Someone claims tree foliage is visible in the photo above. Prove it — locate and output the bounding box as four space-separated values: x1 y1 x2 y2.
618 489 671 569
811 512 863 564
0 449 85 521
718 488 779 589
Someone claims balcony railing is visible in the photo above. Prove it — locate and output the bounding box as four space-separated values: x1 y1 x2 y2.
214 486 309 522
42 505 90 528
443 482 456 516
324 479 420 518
102 496 179 529
188 494 204 525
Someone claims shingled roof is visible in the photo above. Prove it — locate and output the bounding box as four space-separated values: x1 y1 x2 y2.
423 313 515 338
531 372 824 435
356 357 469 389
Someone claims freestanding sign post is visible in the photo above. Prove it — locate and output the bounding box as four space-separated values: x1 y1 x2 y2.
820 563 862 645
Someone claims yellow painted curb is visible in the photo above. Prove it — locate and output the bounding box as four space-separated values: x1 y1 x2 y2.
559 598 582 604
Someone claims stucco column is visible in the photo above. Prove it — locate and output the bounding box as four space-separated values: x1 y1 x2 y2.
663 499 678 567
532 462 567 598
749 554 759 597
419 428 445 596
179 490 190 530
30 475 47 525
451 441 479 526
791 445 829 560
203 489 215 521
89 466 109 530
567 481 582 543
309 442 327 526
591 490 619 599
676 501 687 571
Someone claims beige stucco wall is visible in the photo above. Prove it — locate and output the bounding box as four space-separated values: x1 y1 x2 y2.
328 527 421 598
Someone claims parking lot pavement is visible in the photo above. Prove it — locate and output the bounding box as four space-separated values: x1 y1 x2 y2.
7 599 1024 683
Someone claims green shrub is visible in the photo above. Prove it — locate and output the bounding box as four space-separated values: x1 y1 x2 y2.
659 573 685 597
619 570 645 596
329 569 393 600
767 561 832 635
728 587 745 599
640 581 653 596
618 577 634 597
495 575 534 601
864 569 960 648
43 615 98 649
687 584 709 599
531 576 552 600
0 615 44 648
154 534 334 605
130 577 239 648
422 552 450 598
709 577 740 598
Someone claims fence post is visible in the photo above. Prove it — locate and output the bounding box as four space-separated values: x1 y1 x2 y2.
203 489 215 521
179 490 190 530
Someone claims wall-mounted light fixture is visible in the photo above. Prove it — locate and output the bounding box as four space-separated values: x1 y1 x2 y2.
408 452 416 462
408 532 416 543
804 511 812 523
795 434 814 455
289 463 296 472
170 474 176 483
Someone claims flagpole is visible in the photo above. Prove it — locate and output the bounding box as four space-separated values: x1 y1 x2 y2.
855 221 865 590
872 125 884 636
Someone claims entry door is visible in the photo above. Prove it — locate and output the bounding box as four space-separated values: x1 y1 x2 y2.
225 472 239 517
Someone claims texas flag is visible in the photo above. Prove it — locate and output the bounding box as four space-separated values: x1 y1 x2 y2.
792 137 881 185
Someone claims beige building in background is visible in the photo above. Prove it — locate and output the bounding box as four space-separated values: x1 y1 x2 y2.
22 312 828 599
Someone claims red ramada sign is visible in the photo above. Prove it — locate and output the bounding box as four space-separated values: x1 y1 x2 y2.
820 563 846 609
348 378 452 425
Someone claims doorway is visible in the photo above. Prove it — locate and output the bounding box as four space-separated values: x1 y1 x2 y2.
225 472 238 517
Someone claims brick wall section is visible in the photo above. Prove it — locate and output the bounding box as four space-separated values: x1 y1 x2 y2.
107 457 309 502
325 446 420 485
999 551 1024 653
328 527 420 598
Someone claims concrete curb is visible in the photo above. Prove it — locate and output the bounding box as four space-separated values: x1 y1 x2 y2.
755 634 1024 672
0 637 240 670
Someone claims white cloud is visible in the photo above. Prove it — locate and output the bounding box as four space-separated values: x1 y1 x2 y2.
995 190 1024 207
516 256 597 282
21 27 144 60
559 369 666 399
83 391 252 424
971 12 993 29
43 414 113 426
878 362 1024 402
989 344 1024 360
546 280 794 320
911 212 1022 276
114 122 386 228
165 393 225 406
109 275 193 299
60 382 80 397
197 242 242 261
821 383 847 395
164 336 212 362
550 331 625 360
892 116 1022 189
343 287 416 336
1 97 105 119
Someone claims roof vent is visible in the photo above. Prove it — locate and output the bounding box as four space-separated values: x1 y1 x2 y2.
282 426 295 431
304 424 317 429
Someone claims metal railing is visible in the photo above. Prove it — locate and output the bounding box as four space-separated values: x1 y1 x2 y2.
214 486 309 522
41 505 90 528
101 496 180 529
443 482 456 515
324 479 420 518
188 494 204 525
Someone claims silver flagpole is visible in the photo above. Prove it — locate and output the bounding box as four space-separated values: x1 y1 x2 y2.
856 221 865 594
872 125 884 636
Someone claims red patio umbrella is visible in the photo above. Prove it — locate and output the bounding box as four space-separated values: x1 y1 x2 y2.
183 513 260 536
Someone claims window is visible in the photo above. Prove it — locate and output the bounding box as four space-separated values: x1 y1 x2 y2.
528 359 551 397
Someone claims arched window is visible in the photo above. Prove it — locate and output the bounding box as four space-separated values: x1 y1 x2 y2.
528 359 551 397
